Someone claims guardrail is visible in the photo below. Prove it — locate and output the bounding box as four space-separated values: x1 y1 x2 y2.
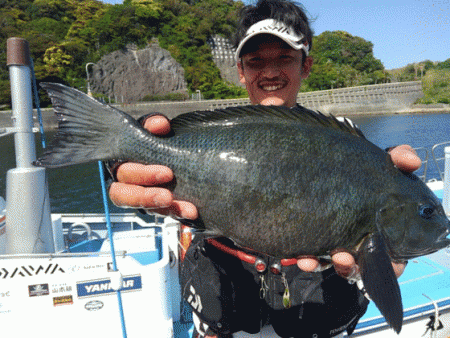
296 81 423 111
117 81 423 116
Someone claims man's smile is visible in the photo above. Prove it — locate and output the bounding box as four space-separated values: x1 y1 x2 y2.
259 82 286 92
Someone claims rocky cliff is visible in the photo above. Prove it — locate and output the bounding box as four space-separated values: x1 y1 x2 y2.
90 41 188 103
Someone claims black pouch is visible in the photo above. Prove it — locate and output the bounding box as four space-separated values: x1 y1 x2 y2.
180 236 266 336
180 236 369 337
268 268 369 337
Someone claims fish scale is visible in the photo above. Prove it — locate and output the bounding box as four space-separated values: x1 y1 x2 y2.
36 82 450 333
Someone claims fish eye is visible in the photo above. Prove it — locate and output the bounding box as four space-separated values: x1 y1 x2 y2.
418 204 434 219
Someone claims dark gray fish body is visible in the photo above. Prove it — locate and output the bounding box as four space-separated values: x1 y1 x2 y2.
37 83 450 333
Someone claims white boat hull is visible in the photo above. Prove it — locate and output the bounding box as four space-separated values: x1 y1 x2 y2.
0 215 181 338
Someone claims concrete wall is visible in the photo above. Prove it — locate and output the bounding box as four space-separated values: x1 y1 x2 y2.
0 81 441 130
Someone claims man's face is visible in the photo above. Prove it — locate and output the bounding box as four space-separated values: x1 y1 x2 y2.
237 36 312 107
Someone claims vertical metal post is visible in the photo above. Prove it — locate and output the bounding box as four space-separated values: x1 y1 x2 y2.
8 42 36 168
5 37 55 254
86 62 95 97
443 146 450 216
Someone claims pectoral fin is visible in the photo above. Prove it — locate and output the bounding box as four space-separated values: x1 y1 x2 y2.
357 233 403 333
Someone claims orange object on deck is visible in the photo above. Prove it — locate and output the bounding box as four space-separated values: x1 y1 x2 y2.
179 225 193 261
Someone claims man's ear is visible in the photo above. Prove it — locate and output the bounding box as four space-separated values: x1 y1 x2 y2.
301 56 313 79
237 61 246 84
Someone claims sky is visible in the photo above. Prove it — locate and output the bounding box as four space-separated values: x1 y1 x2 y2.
101 0 449 70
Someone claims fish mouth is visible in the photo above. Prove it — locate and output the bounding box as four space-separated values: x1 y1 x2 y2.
393 238 450 260
439 227 450 239
435 227 450 249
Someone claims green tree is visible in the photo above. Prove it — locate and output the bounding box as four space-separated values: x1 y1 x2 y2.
437 58 450 70
304 31 386 91
43 45 72 77
419 69 450 104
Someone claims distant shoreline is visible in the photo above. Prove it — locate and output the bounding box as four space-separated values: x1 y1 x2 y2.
0 104 449 130
334 105 450 117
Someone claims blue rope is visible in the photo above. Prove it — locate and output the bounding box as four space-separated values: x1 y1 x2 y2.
29 59 46 149
98 161 128 338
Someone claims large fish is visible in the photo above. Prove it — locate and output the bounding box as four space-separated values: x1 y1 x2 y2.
36 83 450 333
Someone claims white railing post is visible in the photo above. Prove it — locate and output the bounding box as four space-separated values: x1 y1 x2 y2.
5 37 55 254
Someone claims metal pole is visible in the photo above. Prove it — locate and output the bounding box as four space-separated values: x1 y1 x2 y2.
443 146 450 216
5 37 55 254
86 62 95 97
8 45 35 168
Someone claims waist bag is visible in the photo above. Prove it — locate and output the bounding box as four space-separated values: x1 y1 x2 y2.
180 236 368 337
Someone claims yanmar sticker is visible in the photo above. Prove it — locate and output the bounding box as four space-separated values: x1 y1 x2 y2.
76 275 142 298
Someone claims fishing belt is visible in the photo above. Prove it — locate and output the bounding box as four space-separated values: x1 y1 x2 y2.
180 235 369 338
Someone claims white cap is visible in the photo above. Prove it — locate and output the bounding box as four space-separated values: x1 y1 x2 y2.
235 18 309 61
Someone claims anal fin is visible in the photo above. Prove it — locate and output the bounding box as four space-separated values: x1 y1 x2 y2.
357 233 403 333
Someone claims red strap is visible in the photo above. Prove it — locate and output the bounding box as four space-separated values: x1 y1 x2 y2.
206 238 299 268
280 258 298 266
206 238 257 265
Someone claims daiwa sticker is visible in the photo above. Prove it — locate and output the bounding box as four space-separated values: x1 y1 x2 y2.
76 275 142 298
28 283 49 297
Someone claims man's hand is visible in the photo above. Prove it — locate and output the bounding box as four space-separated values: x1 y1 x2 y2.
108 115 198 220
297 145 421 278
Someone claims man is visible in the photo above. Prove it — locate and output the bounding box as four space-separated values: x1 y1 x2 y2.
108 1 420 336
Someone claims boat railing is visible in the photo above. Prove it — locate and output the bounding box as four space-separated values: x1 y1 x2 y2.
0 250 128 260
55 212 173 230
0 126 39 137
431 141 450 182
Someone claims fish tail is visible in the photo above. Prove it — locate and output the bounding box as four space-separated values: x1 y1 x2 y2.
35 83 141 168
358 233 403 333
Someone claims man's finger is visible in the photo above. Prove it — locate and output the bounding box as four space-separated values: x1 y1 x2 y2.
297 256 320 272
392 262 407 278
144 115 171 134
389 145 421 172
153 200 199 220
332 251 357 278
116 163 174 186
109 182 173 209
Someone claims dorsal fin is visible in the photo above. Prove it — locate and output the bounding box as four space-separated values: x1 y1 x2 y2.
171 104 366 138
